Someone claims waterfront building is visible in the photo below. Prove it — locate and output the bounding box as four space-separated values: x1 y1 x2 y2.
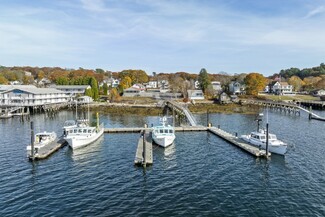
0 86 69 107
0 85 37 93
52 85 91 97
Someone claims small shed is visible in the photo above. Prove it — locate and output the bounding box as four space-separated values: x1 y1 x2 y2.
219 92 231 104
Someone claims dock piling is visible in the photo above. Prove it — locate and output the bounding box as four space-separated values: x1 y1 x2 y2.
30 121 35 161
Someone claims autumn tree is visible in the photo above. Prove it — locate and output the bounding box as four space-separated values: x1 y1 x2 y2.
37 70 45 80
315 78 325 89
119 70 149 84
119 76 132 89
288 76 304 91
0 75 9 84
109 88 121 102
303 76 322 91
198 68 211 93
244 73 267 95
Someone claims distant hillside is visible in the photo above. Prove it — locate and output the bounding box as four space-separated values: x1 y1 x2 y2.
279 63 325 79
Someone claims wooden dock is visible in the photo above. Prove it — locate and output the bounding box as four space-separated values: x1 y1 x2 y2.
28 138 67 160
105 126 208 133
134 130 153 166
208 127 270 157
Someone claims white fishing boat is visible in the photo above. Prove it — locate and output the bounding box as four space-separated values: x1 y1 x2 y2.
0 112 13 119
152 117 175 148
26 131 57 156
241 129 287 155
64 114 104 149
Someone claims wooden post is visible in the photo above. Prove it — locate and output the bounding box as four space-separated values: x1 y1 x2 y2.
309 106 312 120
96 112 99 130
266 123 269 157
207 109 209 127
172 107 175 127
142 131 146 168
30 121 35 160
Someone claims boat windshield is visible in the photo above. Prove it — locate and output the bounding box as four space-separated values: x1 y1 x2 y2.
269 135 277 140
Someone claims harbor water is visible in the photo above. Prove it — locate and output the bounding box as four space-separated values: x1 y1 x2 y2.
0 109 324 216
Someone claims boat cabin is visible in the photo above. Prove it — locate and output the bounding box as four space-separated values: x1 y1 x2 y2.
250 131 277 141
154 127 174 135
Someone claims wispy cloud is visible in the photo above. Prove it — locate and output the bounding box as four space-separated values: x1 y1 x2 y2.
1 0 325 74
304 6 325 19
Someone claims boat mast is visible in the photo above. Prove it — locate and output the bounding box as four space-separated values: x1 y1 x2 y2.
88 101 90 122
75 100 77 120
266 106 269 157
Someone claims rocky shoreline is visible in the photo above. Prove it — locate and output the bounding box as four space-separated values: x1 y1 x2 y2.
82 101 261 116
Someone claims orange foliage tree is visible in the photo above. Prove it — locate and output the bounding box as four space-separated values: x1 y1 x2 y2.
244 73 267 95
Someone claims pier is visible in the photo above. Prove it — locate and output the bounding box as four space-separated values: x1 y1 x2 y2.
242 99 325 121
208 127 270 157
105 125 270 159
28 138 67 161
134 130 153 166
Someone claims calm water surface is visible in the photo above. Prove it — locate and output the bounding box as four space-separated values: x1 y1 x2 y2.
0 109 324 216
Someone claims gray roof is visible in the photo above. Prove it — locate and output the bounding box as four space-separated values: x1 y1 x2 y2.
2 87 65 94
0 85 37 92
53 85 90 89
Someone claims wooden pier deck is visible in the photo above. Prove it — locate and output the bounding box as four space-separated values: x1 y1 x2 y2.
105 126 208 133
134 130 153 166
208 127 270 157
106 126 270 158
28 138 67 160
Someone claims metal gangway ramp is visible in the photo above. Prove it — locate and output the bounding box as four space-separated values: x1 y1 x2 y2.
165 100 197 126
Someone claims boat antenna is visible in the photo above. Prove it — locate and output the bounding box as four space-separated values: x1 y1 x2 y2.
87 101 90 122
75 100 77 120
266 105 269 157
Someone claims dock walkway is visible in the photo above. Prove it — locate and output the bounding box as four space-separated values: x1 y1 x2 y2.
208 127 270 157
134 130 153 166
28 138 67 160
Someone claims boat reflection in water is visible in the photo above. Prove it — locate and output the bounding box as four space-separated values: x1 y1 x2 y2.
68 136 104 163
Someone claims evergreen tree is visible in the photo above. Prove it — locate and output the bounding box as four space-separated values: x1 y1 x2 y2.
198 68 211 93
89 77 99 100
103 83 108 95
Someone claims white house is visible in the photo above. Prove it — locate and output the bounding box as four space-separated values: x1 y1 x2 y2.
211 81 222 92
229 81 245 95
312 89 325 96
105 78 120 88
147 80 158 89
187 90 204 100
9 81 22 85
0 87 69 106
272 82 293 95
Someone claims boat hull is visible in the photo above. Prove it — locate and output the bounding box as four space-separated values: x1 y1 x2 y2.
66 128 104 149
241 135 287 155
152 134 175 148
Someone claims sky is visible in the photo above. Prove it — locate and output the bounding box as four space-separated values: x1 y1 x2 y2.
1 0 325 76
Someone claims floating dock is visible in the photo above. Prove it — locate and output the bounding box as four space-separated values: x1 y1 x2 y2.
134 130 153 166
208 127 270 157
28 138 67 160
105 126 208 133
105 125 270 159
